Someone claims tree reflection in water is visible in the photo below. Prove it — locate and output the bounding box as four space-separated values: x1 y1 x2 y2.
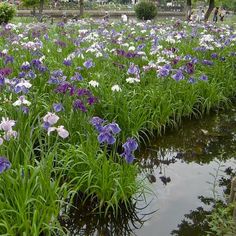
171 165 235 236
59 191 154 235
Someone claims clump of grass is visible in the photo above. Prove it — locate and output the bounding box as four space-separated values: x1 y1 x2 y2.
59 144 141 216
0 156 66 235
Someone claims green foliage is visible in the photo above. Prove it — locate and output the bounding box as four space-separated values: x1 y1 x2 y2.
135 1 157 20
0 156 66 235
21 0 38 7
62 145 140 215
21 0 47 8
0 2 16 24
217 0 236 10
207 203 236 236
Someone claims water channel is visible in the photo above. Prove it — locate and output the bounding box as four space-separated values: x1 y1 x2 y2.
61 104 236 235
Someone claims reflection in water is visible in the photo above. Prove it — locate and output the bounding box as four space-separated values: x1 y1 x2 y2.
59 191 152 235
135 107 236 236
171 165 236 236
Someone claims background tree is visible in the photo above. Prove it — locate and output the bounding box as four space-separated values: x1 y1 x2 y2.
204 0 215 21
186 0 192 20
79 0 84 17
21 0 45 16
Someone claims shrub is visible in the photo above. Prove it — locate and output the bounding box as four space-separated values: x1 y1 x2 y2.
135 1 157 20
0 3 16 25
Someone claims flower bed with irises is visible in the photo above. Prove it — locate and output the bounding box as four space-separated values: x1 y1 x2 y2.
0 18 236 234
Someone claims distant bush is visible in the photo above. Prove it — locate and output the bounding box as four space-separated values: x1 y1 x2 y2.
0 2 16 24
135 1 157 20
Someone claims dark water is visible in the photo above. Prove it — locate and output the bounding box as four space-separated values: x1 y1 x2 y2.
61 106 236 235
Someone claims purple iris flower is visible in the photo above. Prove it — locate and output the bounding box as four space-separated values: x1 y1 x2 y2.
103 123 121 134
90 116 105 132
21 63 31 71
55 83 75 96
37 65 48 73
123 153 135 164
172 57 181 65
48 76 60 84
18 72 26 78
127 63 140 75
185 62 195 74
63 59 72 66
172 70 184 81
121 138 138 164
4 56 14 65
211 53 218 59
0 75 5 86
14 86 29 94
97 123 121 145
55 40 67 48
52 70 64 77
91 117 121 145
31 59 42 69
83 59 94 69
87 96 97 105
188 77 196 84
0 157 11 174
27 71 36 79
73 99 87 112
0 67 12 76
53 103 64 112
184 55 192 60
137 44 145 50
158 65 171 77
44 34 49 40
199 75 208 81
21 106 29 114
191 58 198 64
77 88 92 97
116 49 125 56
70 72 83 81
98 131 116 145
202 60 214 66
122 138 138 152
43 122 51 130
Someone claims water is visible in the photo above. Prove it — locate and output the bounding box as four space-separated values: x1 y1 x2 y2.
135 107 236 236
61 106 236 235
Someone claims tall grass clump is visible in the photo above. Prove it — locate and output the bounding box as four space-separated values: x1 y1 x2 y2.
0 155 66 235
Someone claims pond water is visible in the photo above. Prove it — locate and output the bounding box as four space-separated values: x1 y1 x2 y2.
61 105 236 235
135 106 236 236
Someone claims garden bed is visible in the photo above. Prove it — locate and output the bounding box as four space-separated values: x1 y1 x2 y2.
0 18 236 234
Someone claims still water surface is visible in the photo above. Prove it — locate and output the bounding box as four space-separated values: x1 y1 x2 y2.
135 107 236 236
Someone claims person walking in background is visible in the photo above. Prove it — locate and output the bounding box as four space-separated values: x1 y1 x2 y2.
213 7 219 23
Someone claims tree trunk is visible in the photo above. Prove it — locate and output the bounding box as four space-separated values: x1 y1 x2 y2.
186 0 192 21
39 0 44 14
32 6 36 16
204 0 215 21
79 0 84 17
